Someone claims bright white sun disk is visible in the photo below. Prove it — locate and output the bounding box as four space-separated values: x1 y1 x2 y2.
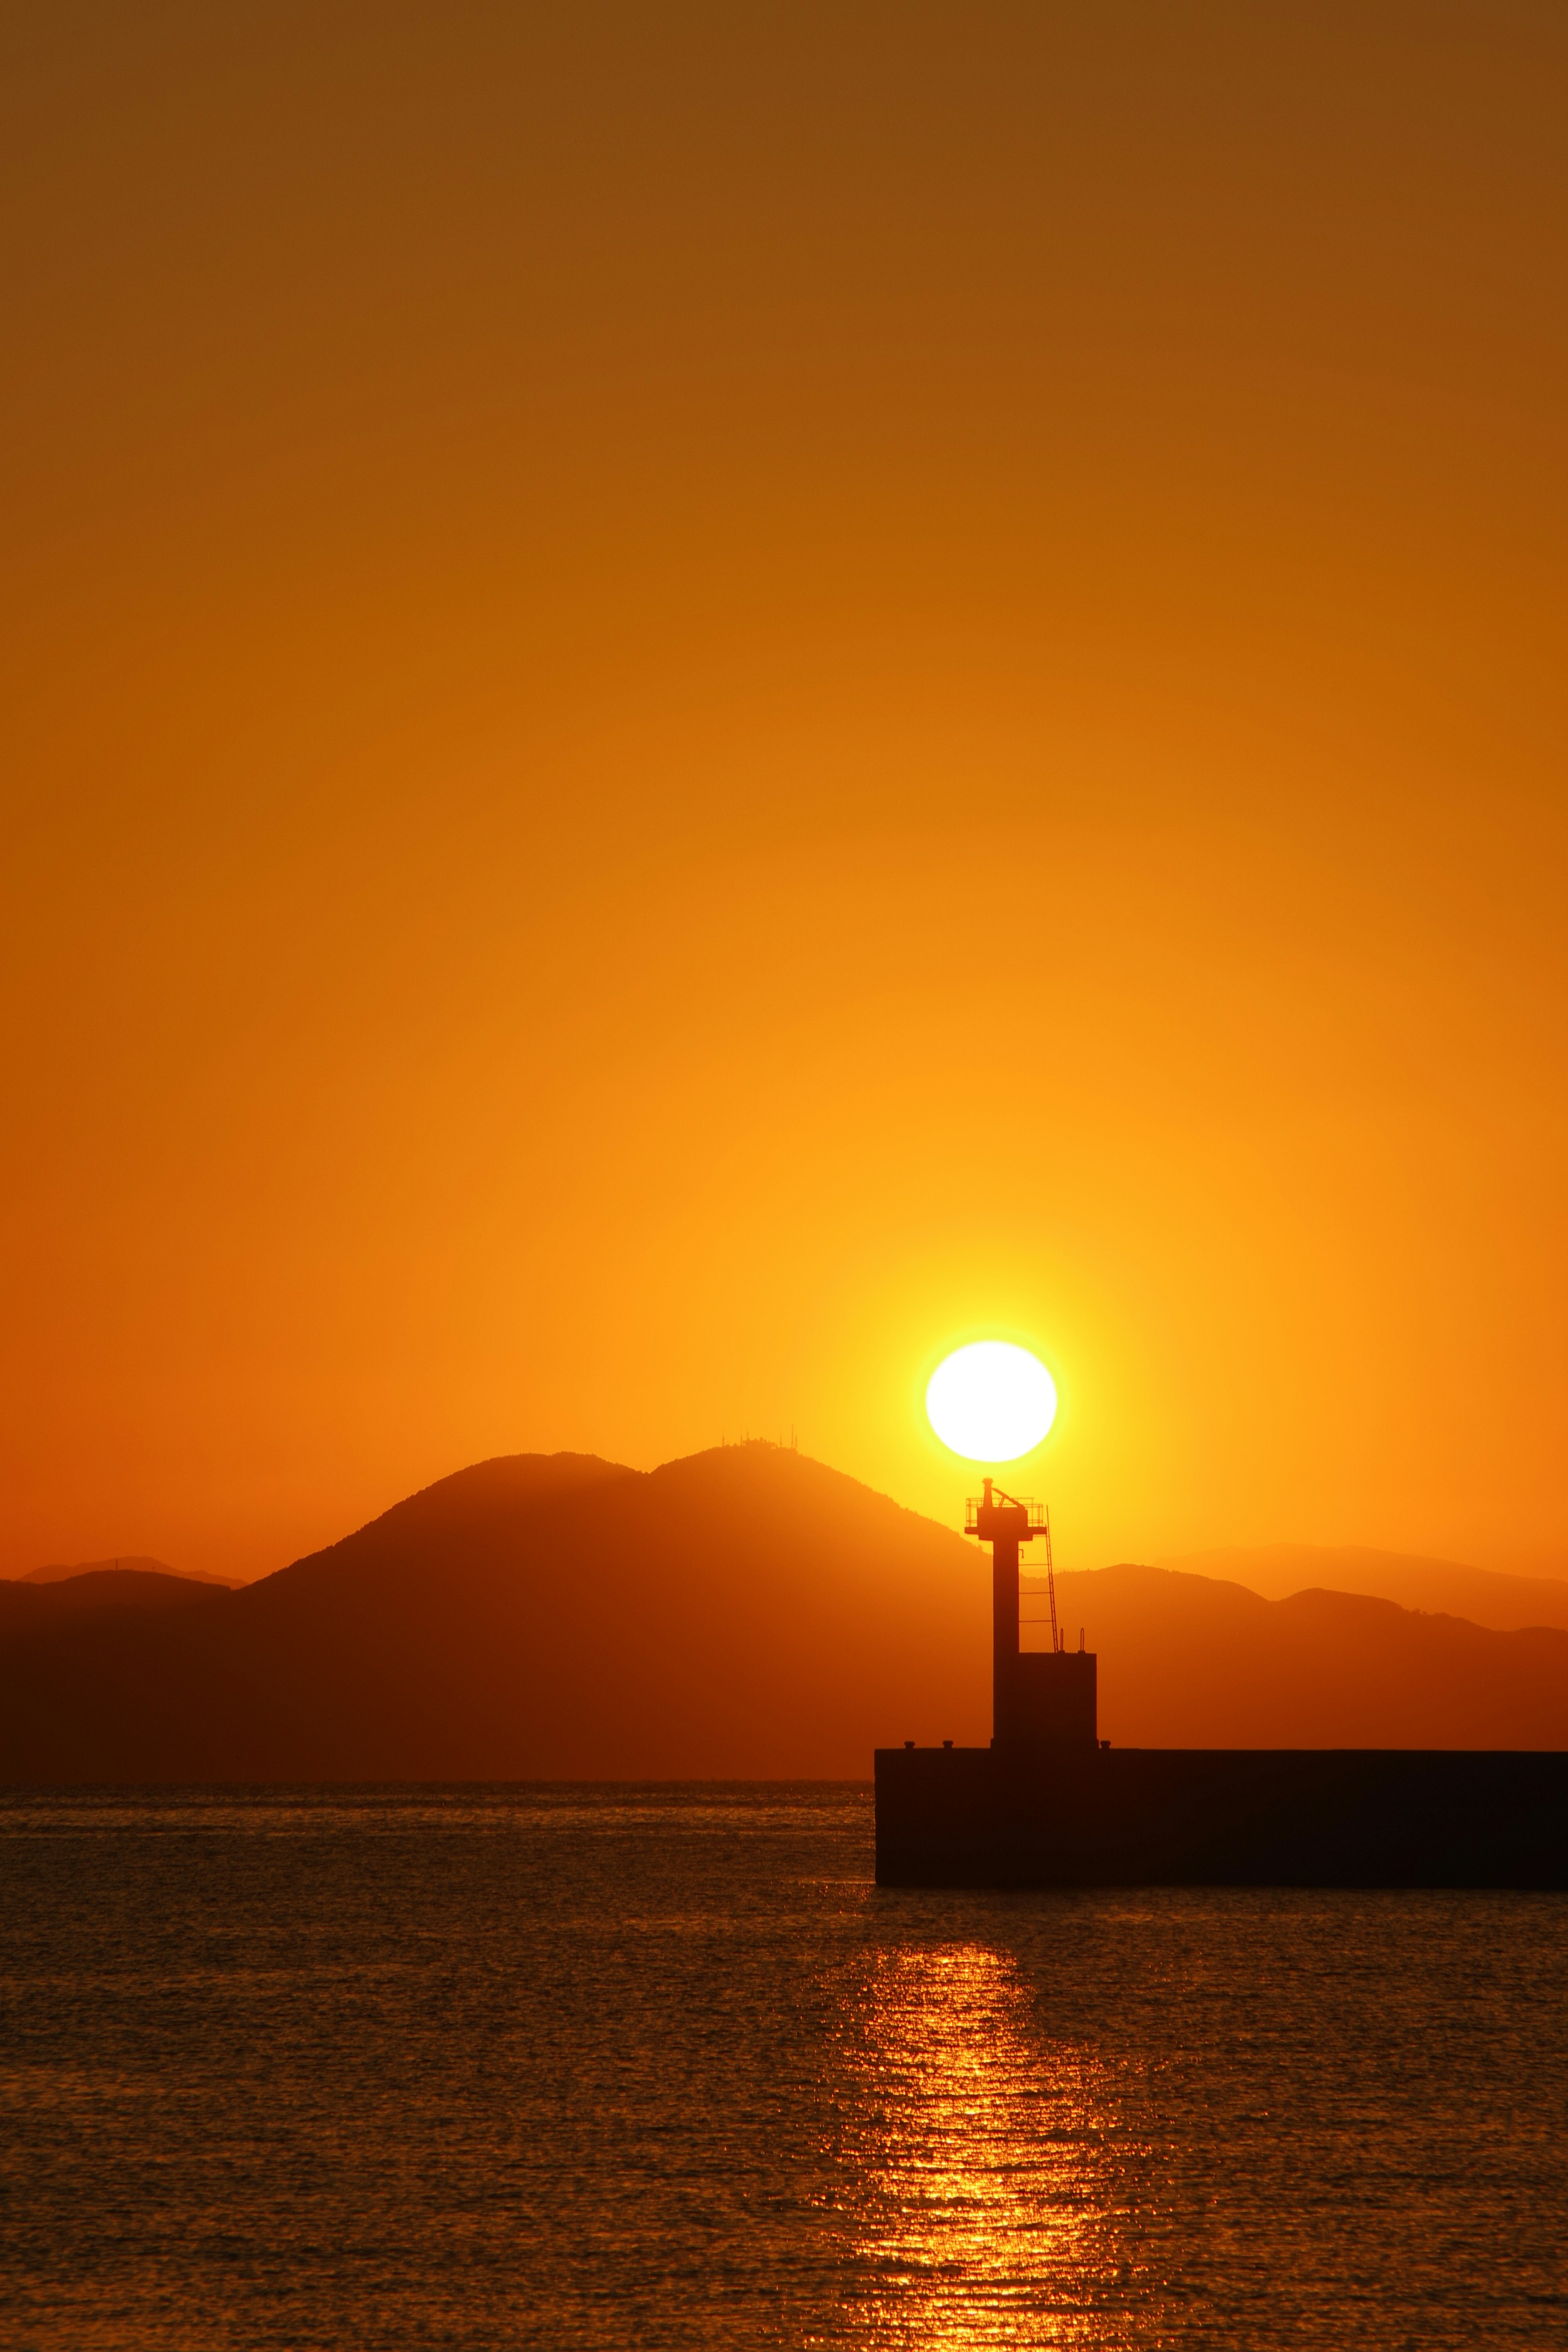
925 1341 1057 1462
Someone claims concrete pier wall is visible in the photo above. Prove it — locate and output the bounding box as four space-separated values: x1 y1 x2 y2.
874 1744 1568 1888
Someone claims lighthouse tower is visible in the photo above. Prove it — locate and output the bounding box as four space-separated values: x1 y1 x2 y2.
967 1479 1098 1746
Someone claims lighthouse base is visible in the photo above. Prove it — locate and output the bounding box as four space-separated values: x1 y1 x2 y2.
873 1744 1568 1889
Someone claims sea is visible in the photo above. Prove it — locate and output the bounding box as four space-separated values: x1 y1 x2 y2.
1 1786 1564 2349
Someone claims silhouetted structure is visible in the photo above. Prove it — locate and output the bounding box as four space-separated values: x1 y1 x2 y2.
874 1489 1568 1887
969 1479 1098 1746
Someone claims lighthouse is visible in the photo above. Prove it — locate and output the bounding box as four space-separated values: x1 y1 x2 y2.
967 1478 1098 1746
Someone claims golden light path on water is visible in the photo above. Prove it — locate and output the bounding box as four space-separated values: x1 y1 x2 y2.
831 1943 1145 2347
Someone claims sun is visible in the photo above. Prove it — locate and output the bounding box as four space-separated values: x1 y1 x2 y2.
925 1341 1057 1463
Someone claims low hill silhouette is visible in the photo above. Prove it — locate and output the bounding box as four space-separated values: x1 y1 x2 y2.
1160 1544 1568 1633
2 1446 1565 1782
0 1568 232 1636
21 1557 245 1589
22 1555 176 1584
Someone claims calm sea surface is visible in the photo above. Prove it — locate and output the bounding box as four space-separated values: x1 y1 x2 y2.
1 1786 1565 2348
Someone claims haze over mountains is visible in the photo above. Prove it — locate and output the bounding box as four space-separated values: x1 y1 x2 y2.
4 1446 1568 1782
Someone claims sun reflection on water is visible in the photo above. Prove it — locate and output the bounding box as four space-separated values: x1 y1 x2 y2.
831 1942 1144 2348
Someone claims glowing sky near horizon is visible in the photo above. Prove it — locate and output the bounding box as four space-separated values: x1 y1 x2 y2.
2 6 1566 1584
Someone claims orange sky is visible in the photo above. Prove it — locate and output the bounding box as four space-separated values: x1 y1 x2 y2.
3 5 1565 1584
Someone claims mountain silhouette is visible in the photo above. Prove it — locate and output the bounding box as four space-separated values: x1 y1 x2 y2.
0 1448 982 1781
2 1445 1565 1782
1047 1564 1568 1749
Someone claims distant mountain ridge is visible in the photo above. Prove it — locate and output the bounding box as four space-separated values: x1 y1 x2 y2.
2 1446 1565 1781
1049 1562 1568 1750
20 1557 244 1590
1160 1544 1568 1633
